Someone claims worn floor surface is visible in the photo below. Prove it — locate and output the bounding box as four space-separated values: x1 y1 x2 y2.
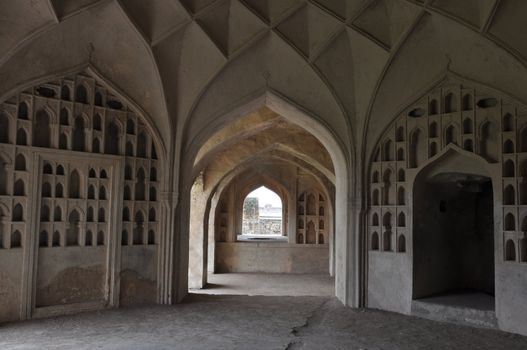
190 272 335 296
1 274 527 349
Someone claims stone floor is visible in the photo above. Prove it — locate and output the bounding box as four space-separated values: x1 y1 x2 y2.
190 272 335 296
1 274 527 349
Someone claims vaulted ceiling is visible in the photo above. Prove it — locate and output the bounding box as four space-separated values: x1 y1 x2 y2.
1 0 527 163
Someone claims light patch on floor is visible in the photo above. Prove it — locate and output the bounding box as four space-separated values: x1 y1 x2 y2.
190 273 334 296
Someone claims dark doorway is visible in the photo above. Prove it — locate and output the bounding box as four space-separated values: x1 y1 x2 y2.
413 168 495 308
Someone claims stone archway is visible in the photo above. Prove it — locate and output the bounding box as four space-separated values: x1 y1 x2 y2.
181 95 351 302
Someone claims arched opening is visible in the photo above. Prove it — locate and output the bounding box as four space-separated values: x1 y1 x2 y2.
75 84 88 104
99 186 106 200
505 240 516 261
371 232 379 250
105 122 120 155
429 99 438 115
94 92 103 107
85 231 93 246
0 113 9 143
69 170 81 198
33 110 51 147
504 213 515 231
463 118 473 134
462 94 472 111
398 234 406 253
12 204 23 221
92 138 100 153
149 207 156 222
480 121 498 162
93 113 102 130
137 132 147 158
503 113 514 132
148 230 155 245
135 168 146 201
40 205 50 222
15 154 26 171
39 231 48 247
123 207 130 222
398 212 406 227
52 231 61 247
126 119 135 134
133 211 144 245
87 207 94 222
121 230 129 246
125 142 134 157
382 139 393 161
413 150 495 312
55 183 63 198
11 231 22 248
88 185 95 199
67 210 80 246
97 231 105 246
18 102 28 119
445 125 457 145
186 104 339 297
72 116 85 151
61 85 70 101
14 179 25 196
444 92 457 113
409 128 426 168
54 206 62 222
503 160 515 178
60 108 69 125
59 133 68 149
240 186 283 240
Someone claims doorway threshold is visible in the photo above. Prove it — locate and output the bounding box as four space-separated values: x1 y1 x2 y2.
411 290 497 329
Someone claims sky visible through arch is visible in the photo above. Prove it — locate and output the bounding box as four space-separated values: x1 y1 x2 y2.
246 186 282 208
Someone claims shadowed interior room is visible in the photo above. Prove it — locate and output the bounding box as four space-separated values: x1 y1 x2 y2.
1 0 527 349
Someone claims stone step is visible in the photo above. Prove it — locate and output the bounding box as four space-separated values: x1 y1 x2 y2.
411 293 498 329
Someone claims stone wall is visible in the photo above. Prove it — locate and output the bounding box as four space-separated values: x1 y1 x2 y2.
0 70 164 323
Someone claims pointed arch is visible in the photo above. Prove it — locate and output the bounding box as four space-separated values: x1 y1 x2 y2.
33 109 51 147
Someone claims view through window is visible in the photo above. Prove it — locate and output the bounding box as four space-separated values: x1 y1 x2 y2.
240 186 283 241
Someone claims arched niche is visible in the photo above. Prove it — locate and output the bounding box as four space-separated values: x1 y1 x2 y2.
412 149 495 305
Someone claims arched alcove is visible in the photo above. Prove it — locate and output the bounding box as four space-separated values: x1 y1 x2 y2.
444 93 457 113
15 154 26 171
105 122 120 155
0 113 10 143
60 108 69 125
69 170 81 199
33 110 51 147
135 168 146 201
398 235 406 253
16 128 27 145
412 149 495 306
137 132 147 158
66 210 80 246
61 86 70 101
39 231 48 247
505 213 516 231
371 232 379 250
76 84 88 104
505 240 516 261
97 231 105 246
72 116 85 151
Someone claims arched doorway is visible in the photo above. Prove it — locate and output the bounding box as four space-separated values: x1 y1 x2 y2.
185 104 340 298
239 186 285 241
412 149 495 314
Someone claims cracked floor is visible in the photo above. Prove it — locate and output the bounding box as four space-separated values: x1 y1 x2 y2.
1 274 527 349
